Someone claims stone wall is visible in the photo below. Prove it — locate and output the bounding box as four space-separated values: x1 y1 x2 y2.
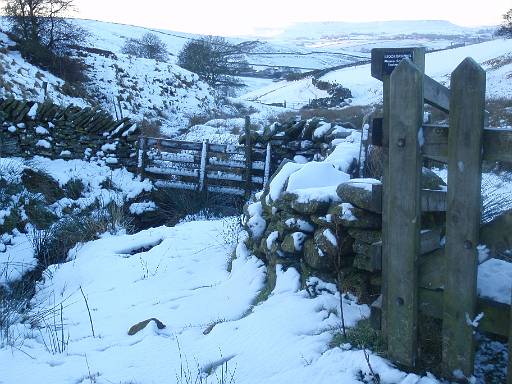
242 167 446 302
0 98 139 167
240 117 360 175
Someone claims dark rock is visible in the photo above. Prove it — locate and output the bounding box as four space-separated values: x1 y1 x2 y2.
336 179 382 213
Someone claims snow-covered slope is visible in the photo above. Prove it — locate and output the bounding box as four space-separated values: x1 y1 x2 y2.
0 25 218 136
0 32 89 108
241 39 512 111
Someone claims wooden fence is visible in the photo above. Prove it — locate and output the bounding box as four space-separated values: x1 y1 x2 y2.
369 47 512 380
137 118 274 197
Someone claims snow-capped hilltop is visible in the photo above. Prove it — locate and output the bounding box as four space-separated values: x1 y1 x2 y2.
263 20 496 40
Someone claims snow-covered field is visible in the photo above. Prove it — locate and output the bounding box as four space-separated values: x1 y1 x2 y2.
242 39 512 111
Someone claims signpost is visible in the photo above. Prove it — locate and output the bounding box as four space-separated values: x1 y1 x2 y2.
382 50 414 75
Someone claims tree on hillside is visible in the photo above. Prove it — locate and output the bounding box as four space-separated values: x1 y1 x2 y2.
177 36 250 87
121 32 168 61
496 8 512 38
2 0 86 52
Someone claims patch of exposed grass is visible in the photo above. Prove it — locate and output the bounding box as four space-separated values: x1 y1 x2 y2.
329 319 386 355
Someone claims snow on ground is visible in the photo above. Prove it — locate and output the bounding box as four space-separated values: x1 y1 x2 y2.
83 49 216 136
0 156 152 285
241 39 512 109
0 32 89 108
0 219 422 384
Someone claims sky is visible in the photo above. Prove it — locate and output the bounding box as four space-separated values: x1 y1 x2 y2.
69 0 510 36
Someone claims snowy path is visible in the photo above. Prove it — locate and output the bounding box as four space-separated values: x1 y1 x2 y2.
1 220 436 384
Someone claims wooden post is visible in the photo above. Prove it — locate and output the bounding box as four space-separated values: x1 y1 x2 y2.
117 96 123 119
137 136 147 178
442 58 486 378
199 140 208 192
371 47 425 340
263 142 272 190
386 59 424 367
244 116 252 197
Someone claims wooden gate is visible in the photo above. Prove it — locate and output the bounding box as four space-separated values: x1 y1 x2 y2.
137 117 274 197
370 47 512 379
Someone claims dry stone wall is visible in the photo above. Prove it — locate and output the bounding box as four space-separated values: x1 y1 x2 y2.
242 165 446 301
239 117 360 175
0 98 139 167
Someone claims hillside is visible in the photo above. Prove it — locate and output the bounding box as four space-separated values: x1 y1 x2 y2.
1 17 506 138
0 22 219 136
241 38 512 119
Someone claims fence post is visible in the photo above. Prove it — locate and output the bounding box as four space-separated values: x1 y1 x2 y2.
442 58 486 378
371 47 425 340
263 142 272 190
386 59 424 367
137 136 147 178
199 140 208 192
244 116 252 197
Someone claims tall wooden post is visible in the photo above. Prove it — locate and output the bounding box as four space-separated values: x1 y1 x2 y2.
199 140 208 192
442 58 486 378
386 59 424 367
263 142 272 190
371 47 425 344
244 116 253 197
137 136 147 178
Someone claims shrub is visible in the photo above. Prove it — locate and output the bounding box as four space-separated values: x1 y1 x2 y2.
139 118 163 137
63 178 85 200
16 39 88 83
122 33 169 62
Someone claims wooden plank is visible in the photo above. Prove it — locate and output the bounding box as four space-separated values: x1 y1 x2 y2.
208 143 246 155
370 180 446 213
146 138 202 151
207 185 245 196
422 125 512 163
358 229 441 272
145 167 198 178
483 128 512 163
420 289 510 338
421 189 447 212
154 180 197 191
244 116 253 197
373 285 510 338
386 59 424 367
423 75 450 113
442 57 486 378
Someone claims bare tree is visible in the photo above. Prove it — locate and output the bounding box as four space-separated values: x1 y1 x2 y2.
496 8 512 38
177 36 250 87
121 32 168 61
2 0 86 52
2 0 88 82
